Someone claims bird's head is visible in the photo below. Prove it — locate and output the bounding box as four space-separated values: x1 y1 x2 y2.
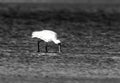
56 40 62 53
54 39 61 45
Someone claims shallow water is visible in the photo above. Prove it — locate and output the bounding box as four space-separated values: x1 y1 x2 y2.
1 76 120 83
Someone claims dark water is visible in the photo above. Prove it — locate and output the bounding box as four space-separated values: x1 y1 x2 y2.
1 76 120 83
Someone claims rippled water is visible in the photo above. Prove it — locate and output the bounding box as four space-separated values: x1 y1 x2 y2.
1 76 120 83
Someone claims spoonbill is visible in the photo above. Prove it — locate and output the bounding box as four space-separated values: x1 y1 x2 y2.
32 30 61 53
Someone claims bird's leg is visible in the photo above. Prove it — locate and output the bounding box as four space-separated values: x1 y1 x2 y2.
37 40 40 52
58 43 61 53
45 43 48 53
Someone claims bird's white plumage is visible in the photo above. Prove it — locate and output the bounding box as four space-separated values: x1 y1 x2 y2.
32 30 60 44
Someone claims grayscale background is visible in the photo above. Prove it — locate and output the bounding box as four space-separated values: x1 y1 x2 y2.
0 0 120 83
0 0 120 4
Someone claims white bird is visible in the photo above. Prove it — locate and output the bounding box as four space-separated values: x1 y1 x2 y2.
32 30 61 53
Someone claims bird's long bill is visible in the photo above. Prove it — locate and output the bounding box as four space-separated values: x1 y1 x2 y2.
58 43 61 53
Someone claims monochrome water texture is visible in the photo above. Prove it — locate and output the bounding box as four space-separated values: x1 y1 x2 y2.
0 3 120 83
